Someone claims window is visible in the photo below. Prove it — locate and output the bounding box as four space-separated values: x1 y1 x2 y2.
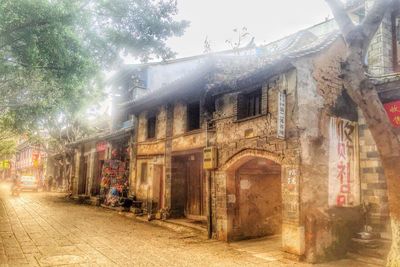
147 115 156 139
140 162 148 184
237 88 262 120
187 101 200 131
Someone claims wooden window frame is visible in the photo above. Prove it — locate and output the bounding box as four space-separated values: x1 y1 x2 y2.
237 88 263 120
187 101 201 132
147 115 156 140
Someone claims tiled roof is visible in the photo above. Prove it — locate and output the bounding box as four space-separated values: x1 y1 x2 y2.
210 30 340 89
66 125 134 147
123 25 341 112
370 73 400 85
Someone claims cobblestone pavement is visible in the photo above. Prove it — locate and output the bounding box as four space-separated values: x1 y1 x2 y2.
0 182 381 267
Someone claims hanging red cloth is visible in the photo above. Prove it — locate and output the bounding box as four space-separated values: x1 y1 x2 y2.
384 100 400 128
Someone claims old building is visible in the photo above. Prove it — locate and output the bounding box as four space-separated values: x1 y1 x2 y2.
15 138 48 185
115 21 352 262
68 122 134 203
68 0 399 263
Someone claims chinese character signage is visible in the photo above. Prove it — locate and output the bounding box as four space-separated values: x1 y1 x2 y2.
32 152 40 167
277 92 286 139
384 100 400 127
203 146 217 170
0 160 10 170
328 117 360 207
283 166 300 223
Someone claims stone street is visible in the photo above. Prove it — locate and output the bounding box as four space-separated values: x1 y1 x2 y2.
0 182 381 267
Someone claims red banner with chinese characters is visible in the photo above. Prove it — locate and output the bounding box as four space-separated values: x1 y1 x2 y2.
384 100 400 128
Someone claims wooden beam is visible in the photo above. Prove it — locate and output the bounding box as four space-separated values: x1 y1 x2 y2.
376 79 400 102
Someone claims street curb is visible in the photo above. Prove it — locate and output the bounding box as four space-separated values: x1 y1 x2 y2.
132 215 207 237
65 195 208 238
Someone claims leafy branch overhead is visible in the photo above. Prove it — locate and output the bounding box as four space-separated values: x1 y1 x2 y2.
0 0 188 141
326 0 394 60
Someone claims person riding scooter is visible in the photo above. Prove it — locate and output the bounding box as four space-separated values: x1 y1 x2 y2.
11 174 21 196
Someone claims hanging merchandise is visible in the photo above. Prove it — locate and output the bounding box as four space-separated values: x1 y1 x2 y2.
100 159 129 207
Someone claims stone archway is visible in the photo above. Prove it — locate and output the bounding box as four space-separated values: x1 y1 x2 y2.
222 149 284 241
236 158 282 239
214 149 304 257
222 149 283 172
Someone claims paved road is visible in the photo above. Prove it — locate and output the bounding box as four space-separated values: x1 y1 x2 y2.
0 182 380 266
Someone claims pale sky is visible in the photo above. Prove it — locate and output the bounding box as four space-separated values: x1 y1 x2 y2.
166 0 334 58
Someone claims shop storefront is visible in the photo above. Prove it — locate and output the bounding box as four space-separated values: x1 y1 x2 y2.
100 134 131 207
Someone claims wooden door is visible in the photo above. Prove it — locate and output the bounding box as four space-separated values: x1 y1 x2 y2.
186 153 204 218
79 156 88 195
93 151 105 196
153 164 164 209
236 159 282 239
171 157 187 217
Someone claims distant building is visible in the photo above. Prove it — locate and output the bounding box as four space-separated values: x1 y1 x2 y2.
15 138 47 181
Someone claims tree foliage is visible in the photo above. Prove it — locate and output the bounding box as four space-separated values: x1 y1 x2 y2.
0 138 15 159
0 0 188 139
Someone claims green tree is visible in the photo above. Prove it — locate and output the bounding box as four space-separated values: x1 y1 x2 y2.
0 139 15 159
0 0 188 137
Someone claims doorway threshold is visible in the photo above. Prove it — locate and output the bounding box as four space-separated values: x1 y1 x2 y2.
166 218 207 233
134 215 207 237
229 235 283 263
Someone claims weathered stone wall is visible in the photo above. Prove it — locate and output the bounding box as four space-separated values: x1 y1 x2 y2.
304 39 365 262
211 69 304 256
136 103 206 157
296 55 337 262
157 106 167 140
137 106 167 143
173 102 187 136
134 101 207 209
213 70 298 166
137 112 148 143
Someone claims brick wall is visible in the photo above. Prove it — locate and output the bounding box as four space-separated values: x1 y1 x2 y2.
366 0 394 75
358 111 390 233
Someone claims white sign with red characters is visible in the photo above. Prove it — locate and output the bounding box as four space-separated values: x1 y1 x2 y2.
328 117 360 207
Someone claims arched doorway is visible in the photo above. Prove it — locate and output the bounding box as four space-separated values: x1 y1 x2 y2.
224 152 282 241
235 158 282 239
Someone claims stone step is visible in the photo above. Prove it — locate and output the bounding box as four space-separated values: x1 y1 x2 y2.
133 215 208 237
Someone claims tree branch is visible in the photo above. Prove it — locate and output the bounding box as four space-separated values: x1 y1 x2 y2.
1 58 67 71
361 0 393 43
1 19 51 36
325 0 356 40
